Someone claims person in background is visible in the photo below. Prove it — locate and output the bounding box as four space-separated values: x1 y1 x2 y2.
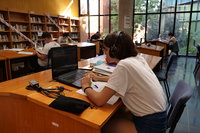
57 32 72 44
34 32 60 67
90 31 101 42
168 32 179 55
81 31 167 133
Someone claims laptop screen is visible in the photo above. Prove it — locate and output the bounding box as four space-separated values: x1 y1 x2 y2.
51 45 78 79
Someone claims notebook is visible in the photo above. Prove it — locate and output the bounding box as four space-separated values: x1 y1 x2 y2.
92 63 116 76
51 45 88 88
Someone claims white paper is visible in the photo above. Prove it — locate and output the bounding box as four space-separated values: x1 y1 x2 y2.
18 52 33 55
37 31 43 37
124 15 131 28
5 48 24 52
76 81 119 105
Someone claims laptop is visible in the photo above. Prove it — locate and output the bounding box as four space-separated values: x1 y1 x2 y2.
51 45 88 88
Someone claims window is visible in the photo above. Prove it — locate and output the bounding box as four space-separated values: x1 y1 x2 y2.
133 0 200 56
79 0 119 41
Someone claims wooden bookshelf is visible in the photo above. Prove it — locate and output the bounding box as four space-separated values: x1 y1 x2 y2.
59 15 70 33
0 7 80 50
0 7 11 50
70 17 80 42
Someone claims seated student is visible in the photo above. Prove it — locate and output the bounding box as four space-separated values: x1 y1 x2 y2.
90 31 101 42
57 32 71 44
168 32 179 53
81 31 167 133
33 32 60 68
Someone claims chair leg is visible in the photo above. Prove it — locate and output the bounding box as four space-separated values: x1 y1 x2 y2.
165 79 171 98
163 81 170 104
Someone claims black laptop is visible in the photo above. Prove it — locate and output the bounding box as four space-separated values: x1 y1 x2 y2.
51 45 88 88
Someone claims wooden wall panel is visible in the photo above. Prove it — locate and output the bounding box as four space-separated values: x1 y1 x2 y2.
1 0 79 17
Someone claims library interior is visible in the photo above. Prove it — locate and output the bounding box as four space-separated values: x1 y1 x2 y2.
0 0 200 133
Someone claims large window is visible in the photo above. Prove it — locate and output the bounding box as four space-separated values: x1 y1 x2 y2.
79 0 119 42
133 0 200 56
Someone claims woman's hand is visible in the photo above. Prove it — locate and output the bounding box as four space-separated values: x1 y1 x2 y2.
84 73 99 81
81 76 92 91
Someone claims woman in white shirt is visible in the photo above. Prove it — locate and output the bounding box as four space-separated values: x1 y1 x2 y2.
81 31 167 133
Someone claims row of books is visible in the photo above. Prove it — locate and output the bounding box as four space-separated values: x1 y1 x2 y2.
32 33 39 40
60 26 68 31
12 34 25 41
71 20 76 25
31 25 43 31
0 13 4 19
0 24 6 31
0 35 9 42
71 27 78 32
71 34 78 38
0 44 7 50
59 19 68 25
46 26 53 31
35 40 43 47
30 16 42 23
13 43 26 49
46 18 58 24
12 24 28 31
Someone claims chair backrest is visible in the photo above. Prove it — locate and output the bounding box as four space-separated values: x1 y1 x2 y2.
47 48 52 69
165 52 176 78
196 45 200 54
167 80 193 132
172 41 179 52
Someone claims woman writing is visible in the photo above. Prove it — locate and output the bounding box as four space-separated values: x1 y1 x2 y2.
81 31 167 133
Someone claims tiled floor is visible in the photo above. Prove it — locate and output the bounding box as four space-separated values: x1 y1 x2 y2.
161 56 200 133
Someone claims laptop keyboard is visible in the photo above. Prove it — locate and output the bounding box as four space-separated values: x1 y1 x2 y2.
59 70 88 83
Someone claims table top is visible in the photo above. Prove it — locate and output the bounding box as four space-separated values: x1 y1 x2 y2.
137 44 164 51
0 48 35 59
148 39 169 44
0 54 161 129
0 56 7 61
60 42 96 48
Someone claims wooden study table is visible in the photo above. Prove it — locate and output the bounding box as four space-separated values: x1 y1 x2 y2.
147 40 169 57
0 49 36 80
0 54 161 133
0 56 8 82
136 44 164 69
60 42 96 61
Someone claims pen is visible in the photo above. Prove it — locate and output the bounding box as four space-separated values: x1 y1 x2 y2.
91 82 98 89
56 86 72 92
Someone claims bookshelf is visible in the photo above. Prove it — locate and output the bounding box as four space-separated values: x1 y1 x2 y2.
0 7 11 50
0 7 80 50
70 18 80 42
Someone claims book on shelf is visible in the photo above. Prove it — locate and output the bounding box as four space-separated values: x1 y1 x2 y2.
31 24 42 31
12 34 25 41
13 43 26 49
12 24 27 31
0 13 4 19
0 35 8 42
30 16 42 23
59 19 68 24
32 33 39 40
0 24 6 31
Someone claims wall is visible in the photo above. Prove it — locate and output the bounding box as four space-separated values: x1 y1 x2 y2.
118 0 133 37
0 0 79 17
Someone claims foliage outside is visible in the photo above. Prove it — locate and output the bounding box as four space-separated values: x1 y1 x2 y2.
134 0 199 55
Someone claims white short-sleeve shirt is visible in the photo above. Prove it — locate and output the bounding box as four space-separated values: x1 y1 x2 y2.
106 55 166 117
38 42 60 66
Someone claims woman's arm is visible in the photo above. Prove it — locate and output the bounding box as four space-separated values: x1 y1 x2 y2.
85 73 110 82
81 76 116 106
